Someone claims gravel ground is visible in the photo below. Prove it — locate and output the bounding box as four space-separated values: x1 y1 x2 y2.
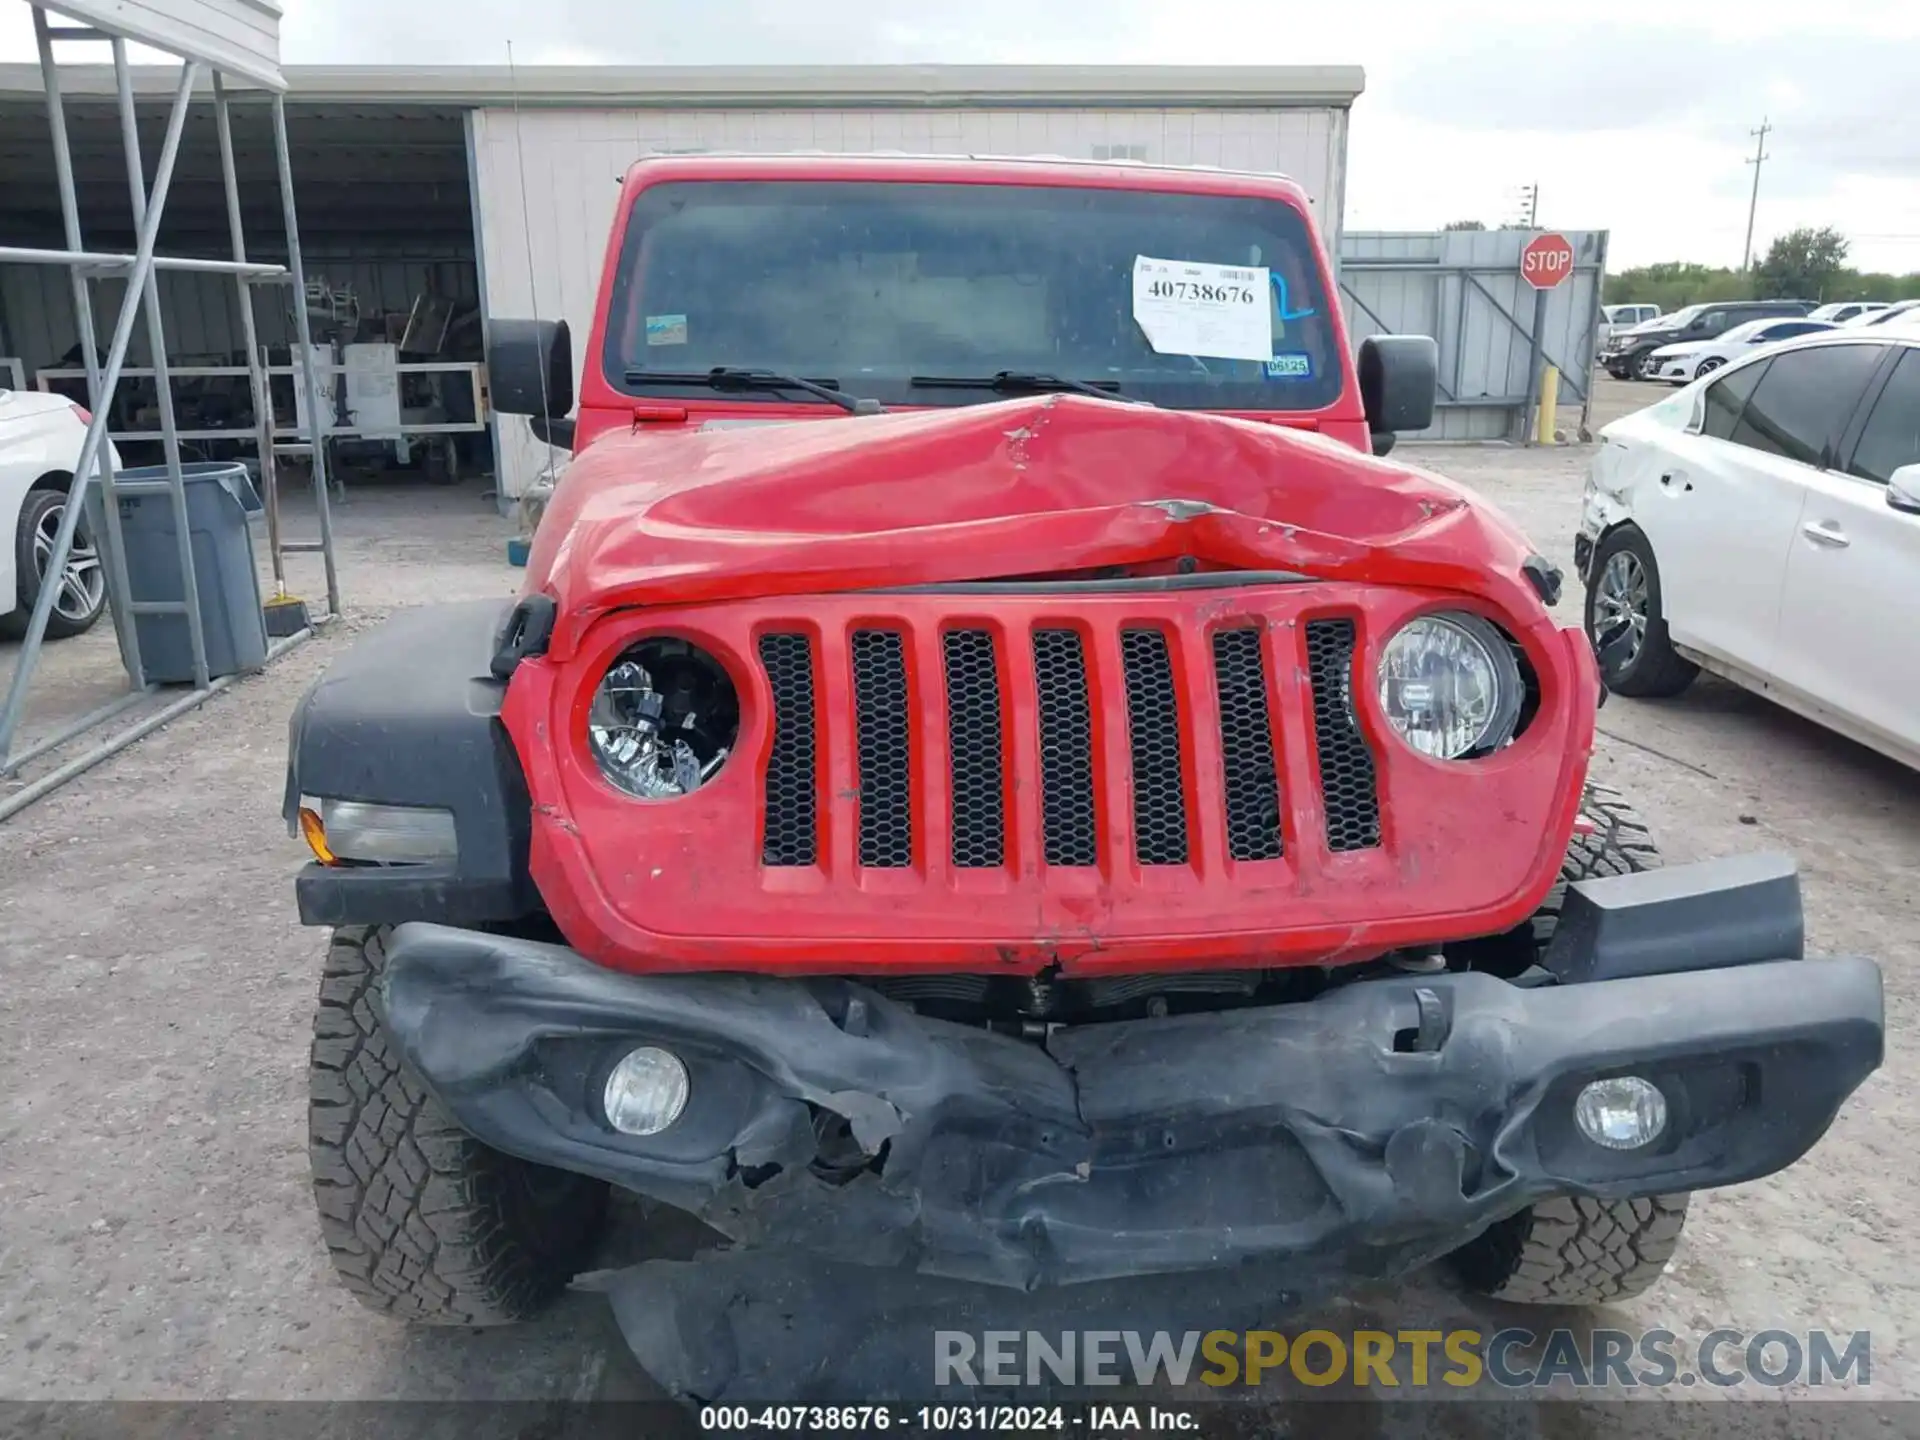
2 381 1913 1415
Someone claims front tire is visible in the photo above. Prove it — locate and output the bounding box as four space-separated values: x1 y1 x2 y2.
308 925 608 1324
1584 526 1698 698
1 487 105 640
1694 356 1724 380
1450 784 1691 1305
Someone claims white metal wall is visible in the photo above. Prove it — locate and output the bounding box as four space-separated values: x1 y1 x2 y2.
470 105 1350 496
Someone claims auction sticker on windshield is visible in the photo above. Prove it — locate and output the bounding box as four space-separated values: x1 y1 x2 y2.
1133 256 1273 362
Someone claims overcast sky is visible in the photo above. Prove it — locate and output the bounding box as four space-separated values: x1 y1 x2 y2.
5 0 1916 272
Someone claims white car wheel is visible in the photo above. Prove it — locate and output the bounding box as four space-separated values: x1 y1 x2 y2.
1694 356 1725 379
7 489 107 640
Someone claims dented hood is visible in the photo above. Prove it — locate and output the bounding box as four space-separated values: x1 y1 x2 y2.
526 394 1547 659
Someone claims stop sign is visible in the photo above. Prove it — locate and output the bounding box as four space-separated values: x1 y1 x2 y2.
1521 232 1575 290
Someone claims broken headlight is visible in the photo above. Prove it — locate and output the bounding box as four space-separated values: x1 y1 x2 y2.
588 638 740 798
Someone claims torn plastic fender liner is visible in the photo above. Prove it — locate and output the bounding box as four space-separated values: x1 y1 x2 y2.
378 901 1883 1295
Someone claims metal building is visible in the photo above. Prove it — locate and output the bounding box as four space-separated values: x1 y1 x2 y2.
1 63 1364 500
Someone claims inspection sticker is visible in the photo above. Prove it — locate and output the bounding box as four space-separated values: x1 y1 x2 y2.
1132 256 1273 362
1265 352 1314 379
644 313 687 346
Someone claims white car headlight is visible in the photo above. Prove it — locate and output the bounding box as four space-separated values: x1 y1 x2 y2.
1375 613 1525 759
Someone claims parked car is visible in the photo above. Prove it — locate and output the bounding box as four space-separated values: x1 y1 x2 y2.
1809 301 1889 325
282 153 1882 1399
1646 317 1836 384
1597 302 1661 351
1842 297 1920 328
1601 300 1815 380
1578 330 1920 767
0 387 115 641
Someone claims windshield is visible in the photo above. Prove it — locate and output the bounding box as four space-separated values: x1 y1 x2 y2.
603 179 1342 412
1652 305 1703 331
1717 320 1771 344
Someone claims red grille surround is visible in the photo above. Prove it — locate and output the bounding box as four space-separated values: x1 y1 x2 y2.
504 582 1598 976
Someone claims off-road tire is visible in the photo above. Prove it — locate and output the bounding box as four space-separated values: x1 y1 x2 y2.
1584 526 1698 699
1450 783 1691 1306
309 925 608 1324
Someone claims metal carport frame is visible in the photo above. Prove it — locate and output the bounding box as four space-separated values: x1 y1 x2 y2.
0 0 340 821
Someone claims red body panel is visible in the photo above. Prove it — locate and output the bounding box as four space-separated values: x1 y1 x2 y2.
506 395 1598 976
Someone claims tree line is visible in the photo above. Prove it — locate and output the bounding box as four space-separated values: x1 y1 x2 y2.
1603 228 1920 309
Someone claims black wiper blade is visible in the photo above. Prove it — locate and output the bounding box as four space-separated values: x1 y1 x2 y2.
909 371 1151 405
624 366 884 415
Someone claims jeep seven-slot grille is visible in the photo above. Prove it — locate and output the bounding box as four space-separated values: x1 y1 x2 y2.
759 617 1386 869
758 633 818 867
1212 628 1283 860
1304 618 1383 851
942 630 1006 868
1033 629 1098 866
1120 629 1189 865
851 629 913 867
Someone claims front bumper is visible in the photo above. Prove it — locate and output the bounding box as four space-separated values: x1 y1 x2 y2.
380 856 1882 1297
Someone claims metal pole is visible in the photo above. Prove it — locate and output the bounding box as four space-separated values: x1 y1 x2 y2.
213 73 283 593
1521 284 1547 446
30 5 146 689
1742 118 1771 274
272 93 341 618
0 630 311 825
114 39 210 691
0 59 199 761
1579 231 1609 440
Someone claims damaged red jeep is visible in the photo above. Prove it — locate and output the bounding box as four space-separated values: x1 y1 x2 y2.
285 155 1882 1396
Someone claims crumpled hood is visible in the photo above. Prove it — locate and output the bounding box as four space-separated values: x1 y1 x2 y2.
527 393 1548 660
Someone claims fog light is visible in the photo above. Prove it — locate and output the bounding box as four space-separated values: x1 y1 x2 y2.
1574 1076 1668 1151
602 1046 690 1136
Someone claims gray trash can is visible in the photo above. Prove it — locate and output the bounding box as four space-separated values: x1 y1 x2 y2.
86 462 269 684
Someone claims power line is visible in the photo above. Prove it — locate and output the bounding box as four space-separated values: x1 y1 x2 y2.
1742 117 1771 272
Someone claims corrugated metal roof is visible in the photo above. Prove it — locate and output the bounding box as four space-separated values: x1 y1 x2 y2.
0 61 1365 110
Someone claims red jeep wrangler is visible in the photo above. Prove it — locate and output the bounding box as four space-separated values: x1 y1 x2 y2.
286 155 1881 1396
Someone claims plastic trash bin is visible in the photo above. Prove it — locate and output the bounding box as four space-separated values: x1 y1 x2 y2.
85 462 269 684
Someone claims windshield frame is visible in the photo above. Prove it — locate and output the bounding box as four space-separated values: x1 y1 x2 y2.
591 163 1354 419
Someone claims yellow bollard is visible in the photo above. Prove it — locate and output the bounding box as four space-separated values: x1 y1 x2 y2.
1534 364 1561 445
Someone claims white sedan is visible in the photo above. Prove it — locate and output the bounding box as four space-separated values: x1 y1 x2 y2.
1 387 113 641
1645 317 1835 384
1576 330 1920 766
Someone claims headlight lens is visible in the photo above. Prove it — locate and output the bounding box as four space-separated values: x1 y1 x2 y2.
1376 613 1523 759
302 799 457 864
588 638 740 798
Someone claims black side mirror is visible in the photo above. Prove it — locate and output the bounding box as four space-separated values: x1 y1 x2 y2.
1358 334 1437 447
488 318 573 418
528 416 576 450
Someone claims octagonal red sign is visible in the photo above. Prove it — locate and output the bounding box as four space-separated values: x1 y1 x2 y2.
1521 232 1575 290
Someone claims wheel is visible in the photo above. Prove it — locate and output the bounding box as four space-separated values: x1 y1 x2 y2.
1583 526 1697 698
1450 783 1692 1305
1694 356 1724 380
1630 349 1660 381
1 486 105 640
308 925 608 1324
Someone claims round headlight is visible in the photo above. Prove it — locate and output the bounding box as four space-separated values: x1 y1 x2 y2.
1375 613 1522 759
588 638 740 798
602 1046 690 1137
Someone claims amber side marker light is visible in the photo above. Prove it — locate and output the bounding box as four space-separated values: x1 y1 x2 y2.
298 806 337 865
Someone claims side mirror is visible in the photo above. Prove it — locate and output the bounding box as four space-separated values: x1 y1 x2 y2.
488 318 573 418
528 416 576 450
1888 464 1920 515
1358 334 1437 446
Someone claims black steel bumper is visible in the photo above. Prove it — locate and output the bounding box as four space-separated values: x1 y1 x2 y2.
379 855 1882 1298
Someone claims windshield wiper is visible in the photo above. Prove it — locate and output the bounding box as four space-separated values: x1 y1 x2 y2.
909 371 1152 405
624 366 884 415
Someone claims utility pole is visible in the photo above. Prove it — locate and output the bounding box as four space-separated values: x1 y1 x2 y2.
1516 183 1540 229
1742 118 1771 272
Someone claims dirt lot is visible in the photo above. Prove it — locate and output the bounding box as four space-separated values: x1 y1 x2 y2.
2 378 1914 1412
